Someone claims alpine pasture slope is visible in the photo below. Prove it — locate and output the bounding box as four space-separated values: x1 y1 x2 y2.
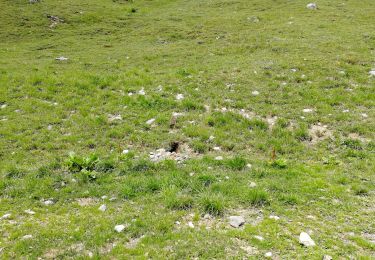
0 0 374 258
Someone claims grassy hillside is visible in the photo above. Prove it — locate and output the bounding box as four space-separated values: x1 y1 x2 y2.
0 0 374 258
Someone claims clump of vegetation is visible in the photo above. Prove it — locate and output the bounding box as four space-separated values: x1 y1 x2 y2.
199 194 225 216
225 156 247 170
241 189 269 206
269 158 287 169
66 153 99 173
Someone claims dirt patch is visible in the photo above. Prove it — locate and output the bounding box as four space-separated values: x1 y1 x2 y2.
225 238 258 257
348 133 369 143
76 198 98 206
149 143 198 163
308 123 333 144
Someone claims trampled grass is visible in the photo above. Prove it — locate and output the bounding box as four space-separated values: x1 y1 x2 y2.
0 0 374 258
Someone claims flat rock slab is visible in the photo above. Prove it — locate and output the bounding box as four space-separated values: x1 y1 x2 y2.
229 216 245 228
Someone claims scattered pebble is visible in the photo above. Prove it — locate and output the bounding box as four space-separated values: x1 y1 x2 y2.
101 195 108 200
122 149 129 154
246 164 252 169
138 88 146 95
176 94 184 100
44 200 54 205
189 172 195 177
323 255 333 260
146 118 155 125
269 215 280 220
0 104 7 109
1 213 11 220
361 113 368 118
264 252 273 258
229 216 245 228
109 197 117 201
208 135 215 141
306 3 317 10
108 114 122 122
249 182 257 188
342 109 350 113
55 56 68 61
254 235 264 241
215 156 223 161
303 108 314 113
114 224 126 233
24 209 35 215
299 232 316 247
369 70 375 77
22 235 33 240
47 125 53 130
252 90 260 96
188 221 195 228
98 204 107 212
175 221 181 225
213 146 221 151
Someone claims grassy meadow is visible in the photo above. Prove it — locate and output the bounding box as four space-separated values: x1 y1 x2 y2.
0 0 374 258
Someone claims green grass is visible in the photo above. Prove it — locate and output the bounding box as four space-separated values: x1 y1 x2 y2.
0 0 374 258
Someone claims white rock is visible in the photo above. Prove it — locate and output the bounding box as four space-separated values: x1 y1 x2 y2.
252 90 260 96
138 89 146 95
342 109 350 113
24 209 35 215
101 195 108 199
299 232 316 247
128 92 133 96
208 135 215 141
254 235 264 241
22 234 33 240
109 197 117 201
229 216 245 228
264 252 273 258
98 204 107 212
303 108 313 113
361 113 368 118
369 70 375 76
323 255 333 260
249 182 257 188
189 172 195 177
114 224 126 233
215 156 223 161
176 94 184 100
213 146 221 151
122 149 129 154
225 176 229 180
1 213 11 220
188 221 195 228
47 125 53 130
55 56 68 61
269 215 280 220
306 3 317 10
175 221 181 225
146 118 155 125
0 104 7 109
44 200 54 205
291 68 297 72
246 164 252 169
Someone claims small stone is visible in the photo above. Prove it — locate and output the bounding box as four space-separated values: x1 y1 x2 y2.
22 234 33 240
213 146 221 151
101 195 108 199
138 88 146 95
175 221 181 225
254 235 264 241
47 125 53 130
342 109 350 113
55 56 68 61
24 209 35 215
188 221 195 228
252 90 260 96
44 200 54 205
114 224 126 233
269 215 280 220
189 172 195 177
264 252 273 258
109 197 117 201
215 156 223 161
146 118 155 125
0 104 7 109
323 255 332 260
246 164 252 169
361 113 368 118
225 176 229 180
229 216 245 228
88 251 94 258
303 108 313 113
208 135 215 141
299 232 316 247
369 70 375 76
249 182 257 188
306 3 317 10
122 149 129 154
98 204 107 212
1 213 11 220
176 94 184 100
